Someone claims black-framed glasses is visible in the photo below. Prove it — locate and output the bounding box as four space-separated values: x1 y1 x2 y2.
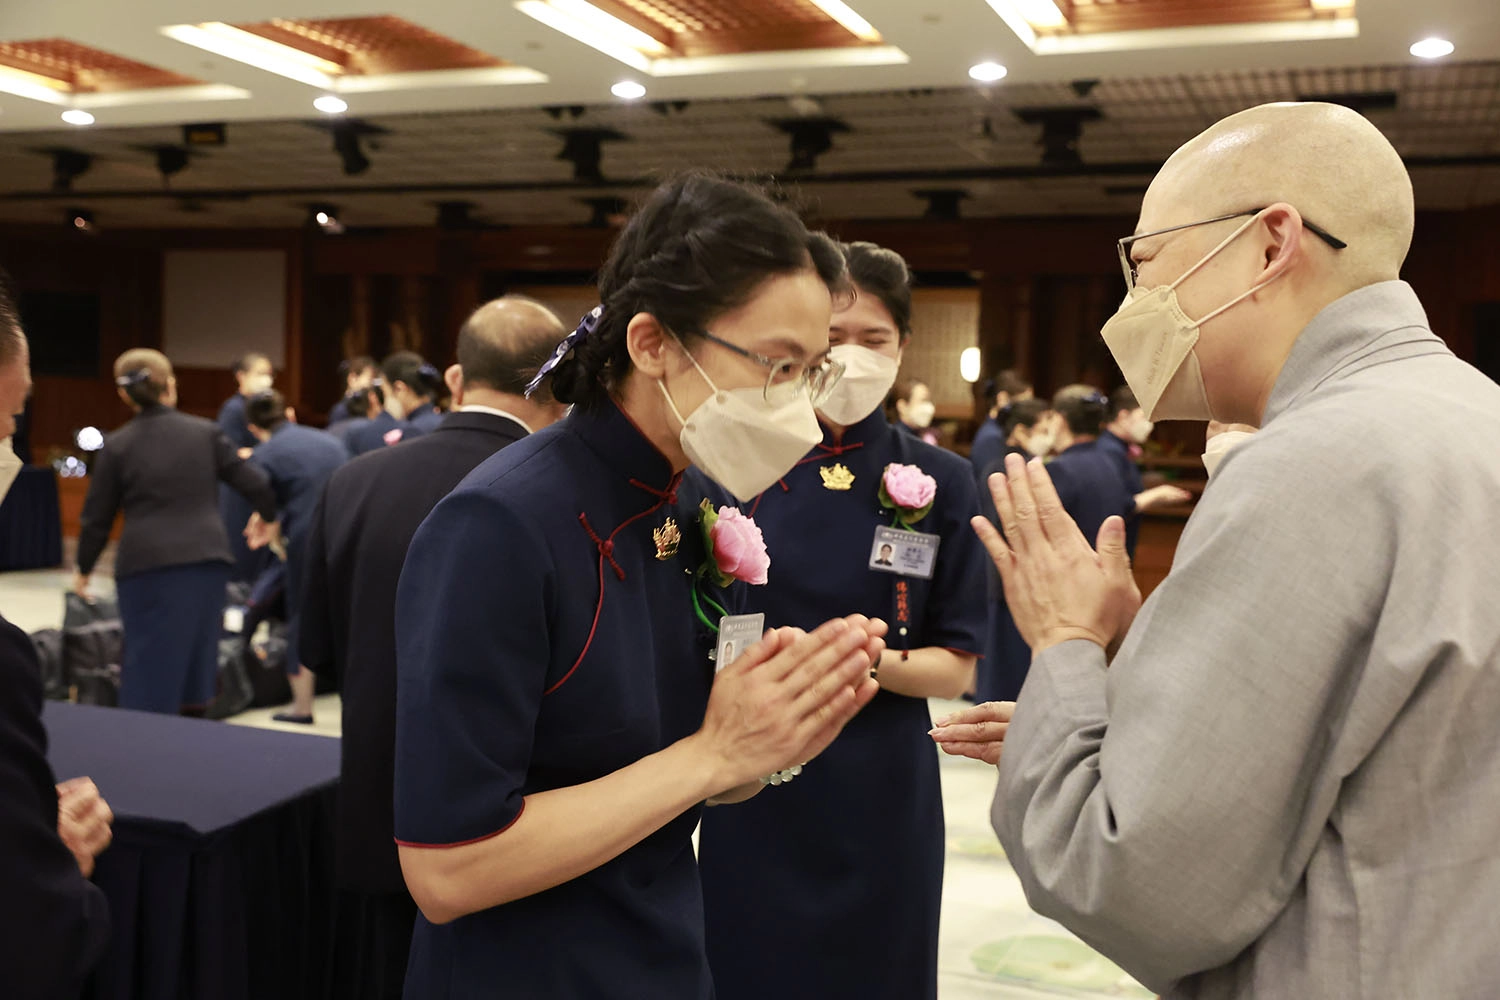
693 329 846 406
1117 208 1348 291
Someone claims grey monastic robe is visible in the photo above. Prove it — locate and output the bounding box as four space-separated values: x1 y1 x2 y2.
994 280 1500 998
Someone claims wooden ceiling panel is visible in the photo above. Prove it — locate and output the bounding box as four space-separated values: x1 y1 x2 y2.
1046 0 1351 36
593 0 881 57
0 38 201 93
236 16 507 76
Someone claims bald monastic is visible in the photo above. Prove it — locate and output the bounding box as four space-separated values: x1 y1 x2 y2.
984 103 1500 997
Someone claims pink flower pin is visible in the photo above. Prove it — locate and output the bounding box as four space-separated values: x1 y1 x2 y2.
879 463 938 526
699 500 770 586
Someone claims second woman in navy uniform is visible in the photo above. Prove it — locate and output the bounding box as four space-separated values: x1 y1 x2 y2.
392 175 886 999
698 242 990 1000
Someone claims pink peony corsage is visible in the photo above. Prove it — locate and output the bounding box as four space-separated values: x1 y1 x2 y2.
879 463 937 528
698 499 770 587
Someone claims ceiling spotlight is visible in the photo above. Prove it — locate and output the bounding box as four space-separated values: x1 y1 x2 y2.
436 200 478 229
1409 37 1454 59
153 145 190 185
611 80 646 100
314 94 348 114
61 109 95 126
554 127 627 183
969 62 1008 83
308 204 344 234
771 117 850 173
49 149 93 192
331 124 371 175
66 208 96 233
914 188 969 221
1013 106 1102 168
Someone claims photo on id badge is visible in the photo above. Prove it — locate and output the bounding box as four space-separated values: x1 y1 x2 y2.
868 525 938 579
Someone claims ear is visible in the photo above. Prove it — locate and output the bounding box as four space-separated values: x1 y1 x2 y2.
444 364 463 404
1259 202 1305 282
624 312 676 381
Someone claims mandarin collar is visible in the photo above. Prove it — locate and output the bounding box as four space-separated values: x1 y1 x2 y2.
568 397 679 495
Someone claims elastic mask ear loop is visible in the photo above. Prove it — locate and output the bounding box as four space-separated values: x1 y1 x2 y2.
1167 211 1285 327
658 332 718 428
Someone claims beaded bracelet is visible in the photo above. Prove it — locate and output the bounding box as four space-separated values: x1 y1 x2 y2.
760 764 803 786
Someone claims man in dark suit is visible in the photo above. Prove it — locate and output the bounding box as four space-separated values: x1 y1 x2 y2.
299 297 568 998
244 391 350 724
0 278 113 998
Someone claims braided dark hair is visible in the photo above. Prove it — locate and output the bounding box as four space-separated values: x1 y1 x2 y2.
549 173 849 410
1053 384 1111 437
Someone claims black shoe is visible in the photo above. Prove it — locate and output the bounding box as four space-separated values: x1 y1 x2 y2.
271 712 314 725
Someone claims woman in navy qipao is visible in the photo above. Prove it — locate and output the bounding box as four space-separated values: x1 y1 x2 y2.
392 175 884 999
699 243 989 1000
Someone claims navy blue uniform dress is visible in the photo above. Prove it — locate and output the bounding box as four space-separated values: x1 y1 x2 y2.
249 424 348 673
346 412 404 456
218 393 271 583
976 445 1033 704
969 415 1006 485
403 402 444 436
393 400 740 999
698 408 988 1000
1045 438 1134 551
1096 430 1144 556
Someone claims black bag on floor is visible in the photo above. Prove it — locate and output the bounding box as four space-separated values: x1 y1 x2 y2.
62 593 122 707
30 628 69 701
206 636 255 720
247 621 292 709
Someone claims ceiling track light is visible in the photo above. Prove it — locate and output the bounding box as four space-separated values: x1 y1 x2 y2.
1012 106 1102 168
553 127 627 183
913 188 969 221
770 117 851 174
436 200 479 229
308 203 344 234
579 195 630 228
47 148 93 192
66 208 96 233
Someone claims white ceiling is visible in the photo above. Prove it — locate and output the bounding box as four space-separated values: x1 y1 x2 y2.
0 0 1496 226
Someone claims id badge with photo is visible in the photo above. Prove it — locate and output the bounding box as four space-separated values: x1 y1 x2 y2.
868 525 939 580
715 613 766 673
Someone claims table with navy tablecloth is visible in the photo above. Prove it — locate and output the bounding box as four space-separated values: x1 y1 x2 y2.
43 703 342 1000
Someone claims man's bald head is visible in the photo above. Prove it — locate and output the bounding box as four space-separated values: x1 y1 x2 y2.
1145 102 1414 288
455 297 567 399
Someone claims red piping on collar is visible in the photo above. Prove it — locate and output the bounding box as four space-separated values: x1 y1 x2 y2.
546 471 684 696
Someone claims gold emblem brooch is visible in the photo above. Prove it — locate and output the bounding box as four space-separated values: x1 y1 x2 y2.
820 463 855 491
653 517 681 560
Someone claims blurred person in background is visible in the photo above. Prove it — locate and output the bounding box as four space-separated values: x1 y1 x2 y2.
326 385 383 449
216 352 274 455
299 297 569 999
76 349 277 715
327 356 378 426
970 369 1033 482
243 390 349 725
1101 385 1193 555
890 376 939 446
346 353 443 454
0 278 113 999
1041 385 1135 550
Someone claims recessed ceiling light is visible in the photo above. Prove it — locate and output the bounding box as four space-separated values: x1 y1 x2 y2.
314 94 348 114
61 109 95 126
1409 37 1455 59
611 80 646 100
969 61 1008 83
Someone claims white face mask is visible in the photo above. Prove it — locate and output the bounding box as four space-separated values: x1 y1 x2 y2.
0 437 19 504
244 372 273 396
1102 214 1281 422
1128 413 1155 445
1202 429 1255 478
817 343 899 425
659 345 822 503
906 399 936 429
1024 427 1055 458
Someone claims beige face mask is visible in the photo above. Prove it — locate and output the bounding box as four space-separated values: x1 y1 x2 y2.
1101 214 1281 422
